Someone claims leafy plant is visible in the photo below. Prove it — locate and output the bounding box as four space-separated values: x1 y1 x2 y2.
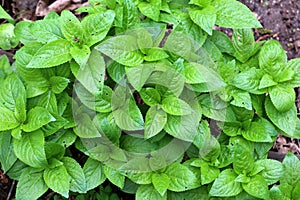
0 0 299 199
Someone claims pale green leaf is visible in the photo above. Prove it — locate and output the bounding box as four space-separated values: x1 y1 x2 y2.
0 107 19 131
255 159 283 185
144 48 169 61
44 165 70 198
136 184 167 200
26 39 72 68
104 165 125 189
242 175 269 199
259 73 277 89
31 19 63 43
161 96 193 116
145 105 167 139
125 63 154 91
138 0 161 21
189 6 216 35
70 45 91 67
269 84 295 112
83 158 106 191
16 168 48 200
152 173 170 196
0 131 17 173
14 130 48 168
281 152 300 186
60 10 84 42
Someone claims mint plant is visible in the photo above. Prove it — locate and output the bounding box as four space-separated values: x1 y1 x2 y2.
0 0 300 199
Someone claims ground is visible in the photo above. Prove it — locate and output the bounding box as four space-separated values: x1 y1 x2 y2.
0 0 300 199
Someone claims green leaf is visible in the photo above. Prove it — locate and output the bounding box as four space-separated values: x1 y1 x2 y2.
36 91 58 114
125 63 154 91
31 19 64 44
161 96 193 116
232 29 255 63
152 173 170 196
112 85 144 131
255 159 283 185
107 61 126 85
189 0 212 7
138 0 161 21
75 49 105 94
269 84 295 112
0 74 26 122
0 5 13 21
209 30 234 54
259 40 287 75
209 169 243 197
16 168 48 200
70 45 91 67
281 152 300 186
231 67 265 94
62 157 86 193
44 165 70 198
0 23 18 50
242 175 269 199
122 0 140 30
241 121 273 143
14 130 47 168
49 76 69 94
230 90 252 110
140 87 161 106
60 10 84 42
145 105 167 139
259 74 277 89
265 97 297 136
189 6 216 35
200 162 220 185
144 48 169 61
83 158 106 191
74 112 101 138
233 144 255 175
212 0 262 28
82 10 115 46
286 58 300 87
22 107 56 132
45 142 65 161
136 184 167 200
164 114 198 142
95 35 143 67
270 184 293 200
292 181 300 200
75 83 112 113
26 39 72 68
0 131 17 173
164 163 199 192
0 107 19 131
104 166 125 189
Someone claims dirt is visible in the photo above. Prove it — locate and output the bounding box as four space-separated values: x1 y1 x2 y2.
0 0 300 199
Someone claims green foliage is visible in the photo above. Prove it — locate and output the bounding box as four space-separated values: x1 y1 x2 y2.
0 1 299 199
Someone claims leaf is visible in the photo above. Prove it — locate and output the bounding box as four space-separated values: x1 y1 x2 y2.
200 162 220 185
281 152 300 187
95 35 143 67
49 76 69 94
209 30 234 54
144 48 169 61
62 157 86 193
31 19 64 44
255 159 283 185
233 144 255 175
26 39 72 68
125 63 154 91
122 0 140 30
75 49 106 94
0 5 13 21
60 10 84 42
242 175 269 199
161 96 193 116
189 6 216 35
164 163 199 192
22 107 56 132
0 131 17 173
16 168 48 200
136 184 167 200
145 105 167 139
83 158 106 191
0 23 18 50
104 165 125 189
189 0 212 7
0 107 19 131
36 91 58 114
230 90 252 110
14 130 48 168
265 97 297 136
259 40 287 75
74 112 101 138
0 74 26 122
259 74 277 89
209 169 243 197
112 85 144 131
212 0 262 28
164 114 198 142
241 121 273 143
70 45 91 67
269 84 295 112
152 173 170 196
286 58 300 87
75 83 112 113
44 165 70 198
140 88 161 106
107 61 126 85
231 67 266 94
232 29 255 63
138 0 161 21
82 10 115 46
